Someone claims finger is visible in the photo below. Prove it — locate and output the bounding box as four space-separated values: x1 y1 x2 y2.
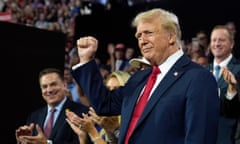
82 113 88 118
226 71 230 81
66 111 77 120
29 123 35 129
20 135 35 141
35 124 43 134
88 111 98 118
88 112 100 122
88 108 99 118
87 36 98 44
222 71 227 81
89 107 96 112
66 118 74 127
69 115 82 127
77 37 87 48
22 125 29 129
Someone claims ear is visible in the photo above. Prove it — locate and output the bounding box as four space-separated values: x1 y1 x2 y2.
169 34 176 45
230 41 235 49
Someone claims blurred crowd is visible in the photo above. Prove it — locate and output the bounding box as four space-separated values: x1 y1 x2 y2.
1 0 239 70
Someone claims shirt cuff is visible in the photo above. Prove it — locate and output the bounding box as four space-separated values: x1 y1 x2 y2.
47 140 53 144
225 91 237 100
72 63 82 70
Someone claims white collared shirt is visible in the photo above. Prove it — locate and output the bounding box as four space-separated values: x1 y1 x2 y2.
213 54 232 77
45 97 67 127
144 49 184 100
213 54 236 100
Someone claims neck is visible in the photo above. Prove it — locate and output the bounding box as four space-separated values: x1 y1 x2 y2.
214 54 230 64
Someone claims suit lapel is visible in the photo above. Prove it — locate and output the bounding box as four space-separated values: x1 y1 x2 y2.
39 107 48 130
49 99 70 138
120 69 151 139
121 55 190 139
135 56 188 130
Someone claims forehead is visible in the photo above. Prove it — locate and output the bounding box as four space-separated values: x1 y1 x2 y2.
40 73 60 84
136 20 160 31
211 29 229 38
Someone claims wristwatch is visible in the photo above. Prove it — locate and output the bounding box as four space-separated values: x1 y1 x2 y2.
113 128 120 138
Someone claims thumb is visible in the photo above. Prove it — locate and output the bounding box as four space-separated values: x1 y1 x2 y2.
29 123 35 129
35 124 44 135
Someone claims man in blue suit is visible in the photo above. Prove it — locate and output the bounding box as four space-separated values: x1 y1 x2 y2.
72 8 220 144
206 25 240 144
15 68 89 144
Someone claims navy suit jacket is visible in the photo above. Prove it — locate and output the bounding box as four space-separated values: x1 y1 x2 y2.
72 55 220 144
206 57 240 144
26 98 89 144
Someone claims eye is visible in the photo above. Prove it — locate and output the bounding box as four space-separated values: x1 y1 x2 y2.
135 33 141 39
144 31 154 35
135 30 155 39
41 85 47 89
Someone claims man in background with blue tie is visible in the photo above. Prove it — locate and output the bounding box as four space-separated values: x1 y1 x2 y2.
15 68 89 144
71 8 220 144
206 25 240 144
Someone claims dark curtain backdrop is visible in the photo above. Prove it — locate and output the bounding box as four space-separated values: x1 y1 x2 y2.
1 21 66 144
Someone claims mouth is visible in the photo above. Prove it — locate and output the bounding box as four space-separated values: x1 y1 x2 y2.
48 91 57 97
213 47 222 51
142 47 151 53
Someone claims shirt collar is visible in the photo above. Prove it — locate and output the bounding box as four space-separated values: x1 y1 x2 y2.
159 49 184 74
47 96 67 112
214 54 232 68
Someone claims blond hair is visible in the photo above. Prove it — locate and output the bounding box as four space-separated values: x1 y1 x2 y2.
105 71 130 86
132 8 182 48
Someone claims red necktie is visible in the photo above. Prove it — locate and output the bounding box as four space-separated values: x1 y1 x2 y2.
125 66 160 144
44 108 56 138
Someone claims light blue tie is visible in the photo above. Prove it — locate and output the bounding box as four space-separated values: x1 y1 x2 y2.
214 65 221 81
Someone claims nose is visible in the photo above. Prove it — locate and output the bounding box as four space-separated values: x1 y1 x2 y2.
214 40 222 46
139 37 148 47
45 86 54 93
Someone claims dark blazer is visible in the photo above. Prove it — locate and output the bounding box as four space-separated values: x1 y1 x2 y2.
206 57 240 144
26 98 89 144
72 55 220 144
236 116 240 144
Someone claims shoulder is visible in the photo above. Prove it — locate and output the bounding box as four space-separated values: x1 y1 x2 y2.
26 106 47 123
176 55 212 75
29 106 46 116
64 99 89 114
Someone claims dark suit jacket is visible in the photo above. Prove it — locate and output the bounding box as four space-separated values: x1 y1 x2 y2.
206 57 240 144
236 116 240 144
26 98 89 144
72 55 220 144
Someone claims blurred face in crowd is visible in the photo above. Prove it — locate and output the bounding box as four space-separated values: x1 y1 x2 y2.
115 49 124 60
125 47 135 60
40 73 66 107
210 28 234 62
197 56 208 67
197 32 208 47
135 19 178 65
64 68 73 84
225 22 236 36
